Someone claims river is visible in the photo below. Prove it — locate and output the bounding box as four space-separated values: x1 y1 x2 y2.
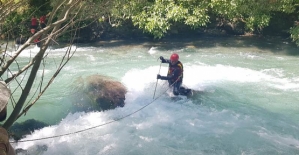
6 35 299 154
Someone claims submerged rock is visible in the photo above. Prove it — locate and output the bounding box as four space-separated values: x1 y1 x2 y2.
70 75 127 112
9 119 48 141
15 144 48 154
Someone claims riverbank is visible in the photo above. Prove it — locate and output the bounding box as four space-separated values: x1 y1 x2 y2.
94 34 298 56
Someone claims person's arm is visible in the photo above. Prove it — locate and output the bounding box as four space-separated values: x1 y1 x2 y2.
157 74 169 80
157 67 180 81
159 56 170 64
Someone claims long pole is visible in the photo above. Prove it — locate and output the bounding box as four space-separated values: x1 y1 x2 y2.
153 62 162 99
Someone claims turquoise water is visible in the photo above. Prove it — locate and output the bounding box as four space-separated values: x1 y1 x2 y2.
5 36 299 154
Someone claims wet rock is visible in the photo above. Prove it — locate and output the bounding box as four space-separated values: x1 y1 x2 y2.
9 119 48 141
70 75 127 112
15 145 48 155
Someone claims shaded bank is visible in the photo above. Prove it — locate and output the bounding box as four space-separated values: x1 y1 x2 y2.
93 34 299 56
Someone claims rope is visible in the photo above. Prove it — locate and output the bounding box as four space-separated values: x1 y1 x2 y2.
10 82 173 143
153 62 162 99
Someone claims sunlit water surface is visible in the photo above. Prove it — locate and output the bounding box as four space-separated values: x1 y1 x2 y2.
5 36 299 154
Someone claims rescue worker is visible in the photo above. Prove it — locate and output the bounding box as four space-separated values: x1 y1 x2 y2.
157 53 190 96
30 16 38 34
39 15 46 29
0 81 15 155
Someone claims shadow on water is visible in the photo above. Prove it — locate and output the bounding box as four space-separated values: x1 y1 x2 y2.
93 34 299 56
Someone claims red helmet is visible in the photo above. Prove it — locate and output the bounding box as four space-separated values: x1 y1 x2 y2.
170 53 179 61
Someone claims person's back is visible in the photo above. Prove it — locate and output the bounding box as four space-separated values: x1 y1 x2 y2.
39 15 46 29
31 16 37 26
166 60 183 85
30 16 38 34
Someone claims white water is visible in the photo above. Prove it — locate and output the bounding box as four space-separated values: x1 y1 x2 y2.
5 36 299 154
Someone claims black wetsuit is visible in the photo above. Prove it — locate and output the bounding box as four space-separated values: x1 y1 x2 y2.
159 59 183 95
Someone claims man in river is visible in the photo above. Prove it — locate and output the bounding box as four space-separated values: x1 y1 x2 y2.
0 81 15 155
157 53 191 96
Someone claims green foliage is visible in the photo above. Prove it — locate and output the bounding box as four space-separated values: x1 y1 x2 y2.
130 0 168 38
28 0 51 15
209 0 239 19
245 15 271 32
1 11 27 38
290 26 299 45
208 0 296 32
111 0 297 39
129 0 211 38
2 0 299 45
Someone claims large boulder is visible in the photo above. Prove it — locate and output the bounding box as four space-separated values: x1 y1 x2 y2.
70 75 127 112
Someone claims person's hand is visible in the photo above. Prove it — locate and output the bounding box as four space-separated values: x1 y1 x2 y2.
157 74 161 79
159 56 166 63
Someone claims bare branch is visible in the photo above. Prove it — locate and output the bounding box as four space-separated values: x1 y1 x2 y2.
18 44 77 118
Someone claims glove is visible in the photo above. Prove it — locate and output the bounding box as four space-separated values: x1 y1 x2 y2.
159 56 166 63
157 74 162 79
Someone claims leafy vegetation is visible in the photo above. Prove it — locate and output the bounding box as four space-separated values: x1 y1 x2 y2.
1 0 299 43
110 0 299 42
